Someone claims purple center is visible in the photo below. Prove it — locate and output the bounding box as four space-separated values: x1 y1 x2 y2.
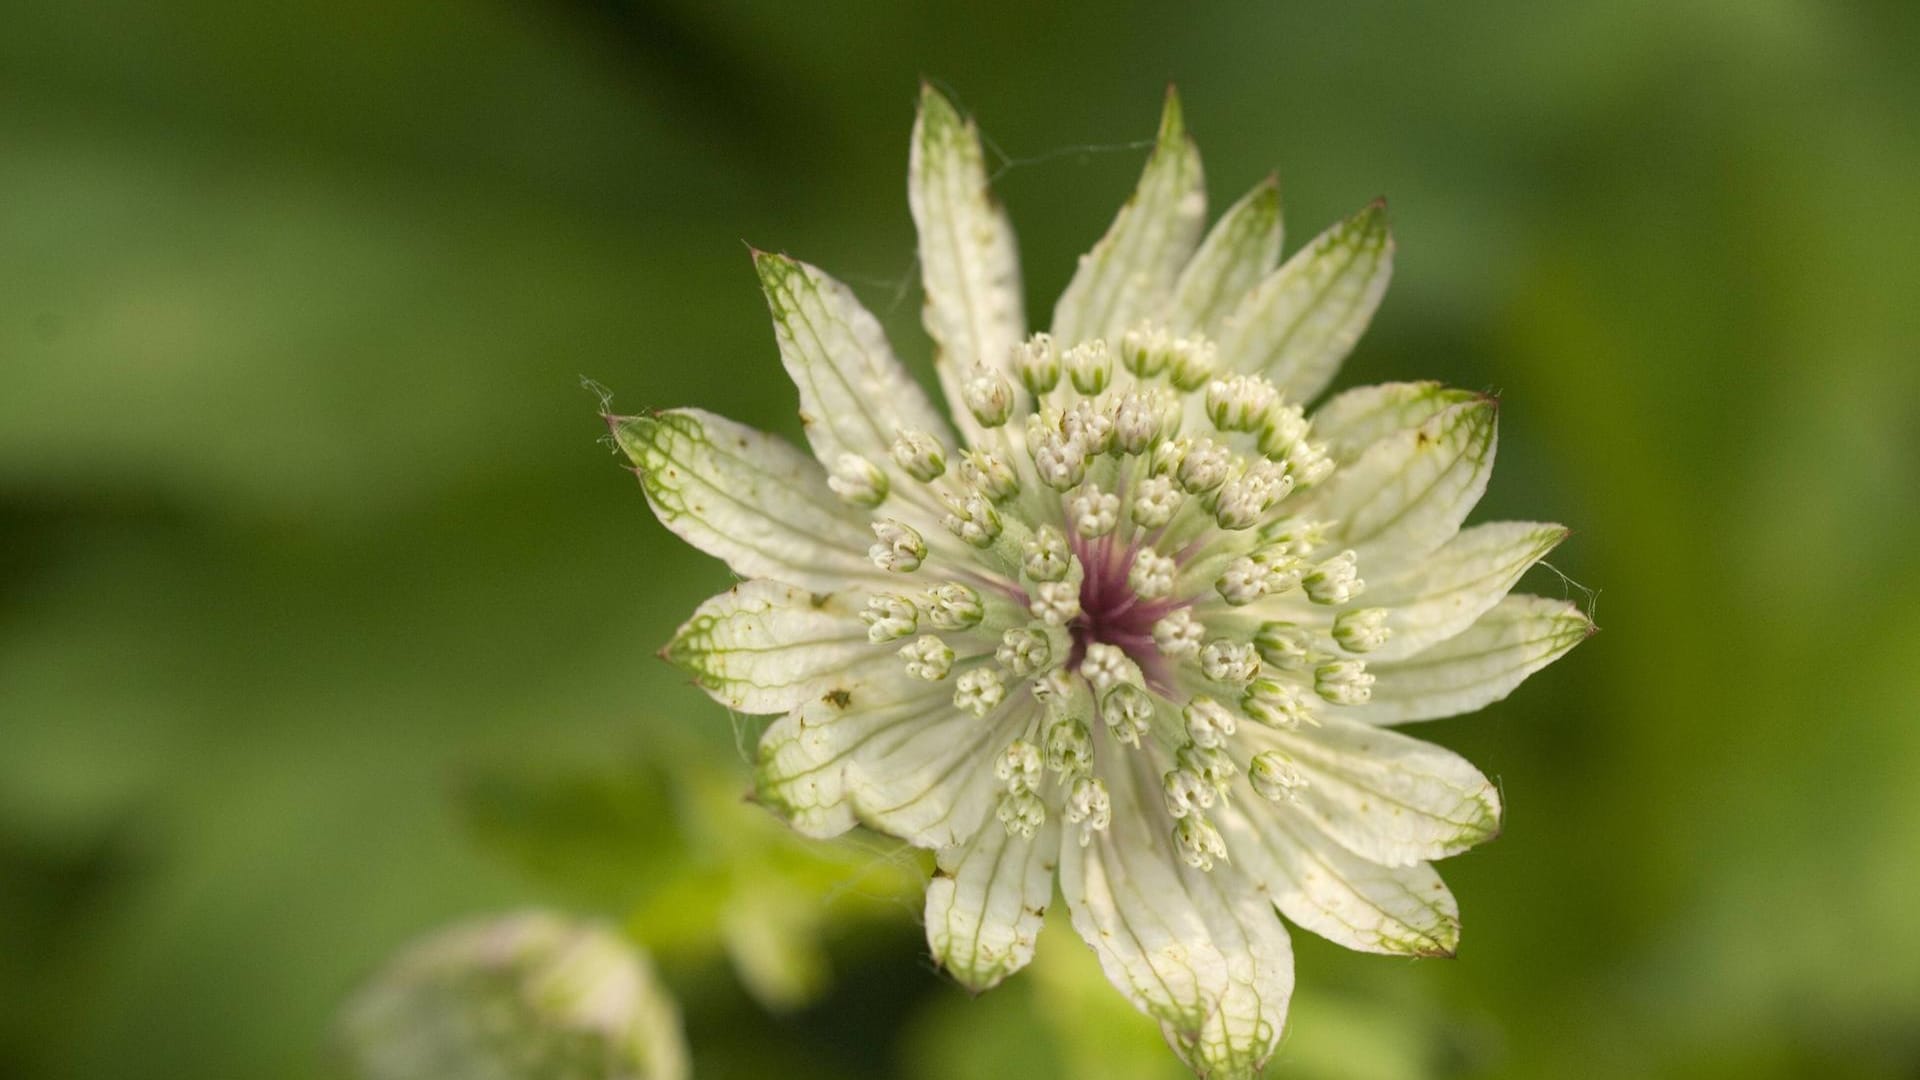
1068 534 1183 691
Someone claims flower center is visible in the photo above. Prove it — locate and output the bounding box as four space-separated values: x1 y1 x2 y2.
1067 533 1181 689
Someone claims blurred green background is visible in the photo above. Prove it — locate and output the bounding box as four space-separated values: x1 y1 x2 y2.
5 2 1918 1077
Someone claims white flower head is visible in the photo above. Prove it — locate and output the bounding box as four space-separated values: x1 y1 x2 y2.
335 912 687 1080
620 86 1590 1077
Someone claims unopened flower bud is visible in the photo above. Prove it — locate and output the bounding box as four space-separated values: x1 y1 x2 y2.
1332 608 1392 653
1314 659 1375 706
1102 683 1155 747
924 582 983 630
861 594 918 642
954 667 1007 717
890 428 947 481
899 634 954 680
827 452 889 507
868 519 925 572
963 365 1016 427
1173 813 1227 871
1012 333 1061 395
1065 339 1112 394
1249 750 1308 803
1302 549 1365 605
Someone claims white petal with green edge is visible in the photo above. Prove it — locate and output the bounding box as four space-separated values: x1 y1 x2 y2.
1333 594 1593 725
1309 381 1486 466
612 408 882 592
1061 749 1292 1078
755 250 955 480
1296 396 1497 578
1349 521 1570 662
665 580 885 715
1162 176 1283 338
1214 200 1392 402
925 810 1059 992
754 676 956 840
842 697 1033 850
1216 797 1459 957
910 85 1027 445
1254 714 1502 867
1051 89 1207 348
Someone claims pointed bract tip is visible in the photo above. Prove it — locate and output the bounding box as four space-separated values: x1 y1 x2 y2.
916 80 963 129
1156 84 1186 140
606 411 661 468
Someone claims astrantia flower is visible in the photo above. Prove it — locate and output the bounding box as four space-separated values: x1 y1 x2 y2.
336 912 687 1080
612 87 1590 1077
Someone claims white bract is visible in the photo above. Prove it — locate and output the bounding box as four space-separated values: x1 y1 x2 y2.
615 86 1591 1079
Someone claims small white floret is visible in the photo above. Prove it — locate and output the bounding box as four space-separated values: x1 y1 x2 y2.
1101 683 1155 747
890 428 947 482
861 594 918 643
958 449 1020 503
1070 485 1121 538
1152 609 1205 659
868 519 925 572
1130 475 1183 529
1065 775 1110 846
1314 659 1375 706
1011 333 1060 395
1332 607 1392 653
827 452 889 507
1182 696 1238 748
1128 549 1176 600
1249 750 1308 803
1302 549 1365 605
954 667 1007 717
1065 339 1112 394
898 634 954 680
996 626 1052 677
924 582 984 630
1199 639 1259 685
962 364 1015 427
1022 525 1073 582
1173 814 1228 871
